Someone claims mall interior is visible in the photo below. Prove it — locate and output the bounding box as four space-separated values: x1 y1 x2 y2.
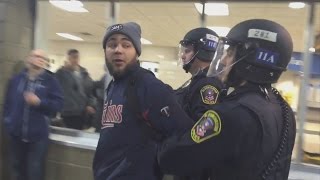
0 0 319 180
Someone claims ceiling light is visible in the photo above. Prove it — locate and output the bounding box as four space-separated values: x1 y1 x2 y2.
141 38 152 45
194 3 229 16
207 26 231 36
56 33 84 41
288 2 305 9
157 55 164 59
309 47 315 52
49 0 89 13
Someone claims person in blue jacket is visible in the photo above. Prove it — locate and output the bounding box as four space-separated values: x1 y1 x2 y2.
92 22 193 180
3 49 64 180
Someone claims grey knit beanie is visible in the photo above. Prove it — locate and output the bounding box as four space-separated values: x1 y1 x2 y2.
102 22 142 56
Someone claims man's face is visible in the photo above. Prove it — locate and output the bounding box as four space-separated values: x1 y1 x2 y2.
68 53 80 67
220 46 236 83
180 44 195 66
26 49 48 70
104 34 137 77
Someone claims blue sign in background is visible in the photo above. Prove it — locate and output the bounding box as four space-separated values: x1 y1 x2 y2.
288 52 320 75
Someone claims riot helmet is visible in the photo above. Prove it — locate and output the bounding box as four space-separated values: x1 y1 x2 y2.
207 19 293 85
179 28 219 73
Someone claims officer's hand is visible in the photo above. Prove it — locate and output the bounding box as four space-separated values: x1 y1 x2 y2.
24 92 41 106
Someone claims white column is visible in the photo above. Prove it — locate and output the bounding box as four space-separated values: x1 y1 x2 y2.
34 1 49 51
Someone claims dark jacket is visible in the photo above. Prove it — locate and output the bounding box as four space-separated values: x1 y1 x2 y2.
93 64 193 180
92 75 108 132
55 66 95 116
174 68 224 180
175 67 224 122
3 69 64 142
159 84 296 180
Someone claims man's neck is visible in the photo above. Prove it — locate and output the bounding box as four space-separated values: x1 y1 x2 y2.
66 65 80 72
72 65 80 71
28 68 44 80
190 63 209 76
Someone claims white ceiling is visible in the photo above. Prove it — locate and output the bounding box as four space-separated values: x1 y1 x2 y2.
46 1 320 51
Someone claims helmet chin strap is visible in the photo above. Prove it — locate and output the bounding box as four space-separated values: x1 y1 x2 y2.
183 51 199 73
225 50 256 87
193 68 203 77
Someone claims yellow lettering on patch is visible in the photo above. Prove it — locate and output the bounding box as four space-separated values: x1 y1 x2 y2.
200 85 219 105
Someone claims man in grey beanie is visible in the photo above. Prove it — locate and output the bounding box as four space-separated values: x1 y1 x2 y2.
101 22 142 78
93 22 193 180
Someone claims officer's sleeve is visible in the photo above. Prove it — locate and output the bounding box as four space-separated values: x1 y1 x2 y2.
140 77 194 137
189 79 222 120
157 107 261 175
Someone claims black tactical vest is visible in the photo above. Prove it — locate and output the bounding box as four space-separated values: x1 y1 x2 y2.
214 90 296 180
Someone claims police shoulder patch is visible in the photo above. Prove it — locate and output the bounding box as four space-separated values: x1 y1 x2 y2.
191 110 221 143
200 85 219 105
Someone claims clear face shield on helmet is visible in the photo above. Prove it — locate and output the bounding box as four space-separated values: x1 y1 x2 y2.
207 38 246 83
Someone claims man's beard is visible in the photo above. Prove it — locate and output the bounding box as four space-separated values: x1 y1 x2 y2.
105 58 137 79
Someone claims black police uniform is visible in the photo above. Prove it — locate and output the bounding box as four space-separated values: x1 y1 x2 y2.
159 19 296 180
159 83 296 180
174 27 223 180
174 68 223 180
175 67 224 122
93 63 193 180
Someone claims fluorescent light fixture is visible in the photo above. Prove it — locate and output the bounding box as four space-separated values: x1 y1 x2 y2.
49 0 89 13
157 55 164 59
141 38 152 45
288 2 305 9
194 3 229 16
309 47 315 52
56 33 84 41
207 26 231 36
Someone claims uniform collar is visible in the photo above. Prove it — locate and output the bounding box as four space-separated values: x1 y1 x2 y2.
224 83 271 100
192 66 209 79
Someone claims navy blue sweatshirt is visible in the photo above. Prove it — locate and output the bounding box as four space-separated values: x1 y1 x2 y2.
93 64 193 180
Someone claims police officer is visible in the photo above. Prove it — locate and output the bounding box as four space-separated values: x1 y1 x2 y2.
174 28 224 180
93 22 193 180
158 19 296 180
175 28 224 122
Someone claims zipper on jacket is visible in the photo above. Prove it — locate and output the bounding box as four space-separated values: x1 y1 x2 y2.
21 79 38 142
22 105 30 142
